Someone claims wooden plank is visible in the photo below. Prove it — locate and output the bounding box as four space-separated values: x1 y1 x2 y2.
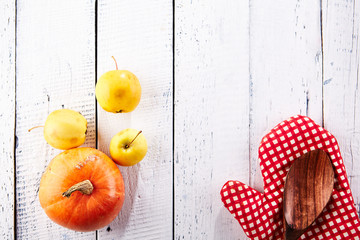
15 0 96 238
249 0 323 191
175 1 249 239
322 0 360 212
96 0 173 239
0 0 15 239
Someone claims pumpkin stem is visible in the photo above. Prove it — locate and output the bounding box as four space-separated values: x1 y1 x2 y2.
62 180 94 198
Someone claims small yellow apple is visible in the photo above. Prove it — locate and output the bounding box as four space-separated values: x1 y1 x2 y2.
110 128 148 166
42 109 87 150
95 57 141 113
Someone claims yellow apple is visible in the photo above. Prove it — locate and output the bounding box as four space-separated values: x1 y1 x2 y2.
43 109 87 150
110 128 148 166
95 57 141 113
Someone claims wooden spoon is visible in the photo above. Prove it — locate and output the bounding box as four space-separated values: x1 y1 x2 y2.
283 149 334 240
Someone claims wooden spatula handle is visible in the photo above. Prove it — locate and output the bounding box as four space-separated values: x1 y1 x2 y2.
284 220 305 240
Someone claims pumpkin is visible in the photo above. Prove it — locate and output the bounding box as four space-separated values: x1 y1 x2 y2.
39 147 125 232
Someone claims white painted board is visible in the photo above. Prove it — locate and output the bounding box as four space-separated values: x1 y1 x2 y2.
5 0 360 239
322 0 360 214
249 0 323 192
97 0 173 239
15 0 96 239
175 1 250 239
0 0 15 239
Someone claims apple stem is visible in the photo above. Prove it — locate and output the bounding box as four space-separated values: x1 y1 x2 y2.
28 125 45 132
112 56 118 70
125 130 142 149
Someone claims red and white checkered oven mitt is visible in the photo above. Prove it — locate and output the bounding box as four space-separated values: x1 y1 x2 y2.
220 115 360 239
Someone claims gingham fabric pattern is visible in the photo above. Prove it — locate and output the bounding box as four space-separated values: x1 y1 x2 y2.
220 115 360 240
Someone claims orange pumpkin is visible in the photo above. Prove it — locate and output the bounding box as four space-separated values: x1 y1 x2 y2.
39 147 125 232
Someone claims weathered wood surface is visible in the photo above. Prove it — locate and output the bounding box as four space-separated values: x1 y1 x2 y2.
97 0 173 239
0 1 15 239
0 0 359 239
249 0 323 192
174 0 249 239
15 0 96 239
322 0 360 216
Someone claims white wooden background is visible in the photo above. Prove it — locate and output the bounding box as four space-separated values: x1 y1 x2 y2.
0 0 359 239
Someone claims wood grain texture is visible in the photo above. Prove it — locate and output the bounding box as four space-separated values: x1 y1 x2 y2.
0 0 15 239
175 1 249 239
15 0 96 238
97 0 173 239
249 0 323 192
3 0 360 239
283 150 334 240
322 0 360 216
